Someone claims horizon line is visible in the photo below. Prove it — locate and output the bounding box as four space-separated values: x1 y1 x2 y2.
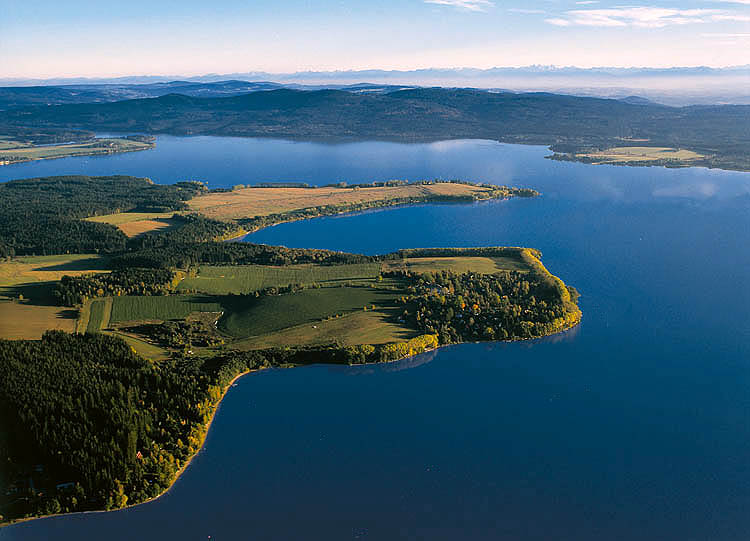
4 64 750 83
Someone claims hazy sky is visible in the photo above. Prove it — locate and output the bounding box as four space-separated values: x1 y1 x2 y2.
2 0 750 78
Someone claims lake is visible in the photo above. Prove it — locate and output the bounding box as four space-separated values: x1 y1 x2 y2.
2 137 750 540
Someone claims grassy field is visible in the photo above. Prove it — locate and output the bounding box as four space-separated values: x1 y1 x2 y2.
177 263 381 295
0 300 77 339
86 298 112 332
234 309 416 350
219 285 402 339
0 254 108 301
187 183 498 220
108 331 170 361
0 140 30 151
110 295 223 323
383 256 528 274
0 138 153 165
578 146 704 164
86 212 180 237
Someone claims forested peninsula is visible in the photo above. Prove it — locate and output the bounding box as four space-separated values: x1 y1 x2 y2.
0 174 579 526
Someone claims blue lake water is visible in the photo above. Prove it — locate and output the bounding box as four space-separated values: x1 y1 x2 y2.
2 138 750 540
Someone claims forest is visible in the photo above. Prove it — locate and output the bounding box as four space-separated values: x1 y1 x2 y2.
0 331 440 521
54 268 177 306
0 176 206 257
397 268 580 343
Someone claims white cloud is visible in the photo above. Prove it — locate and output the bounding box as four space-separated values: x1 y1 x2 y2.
545 6 749 28
424 0 494 11
710 13 750 21
575 1 599 4
545 18 572 26
508 8 546 14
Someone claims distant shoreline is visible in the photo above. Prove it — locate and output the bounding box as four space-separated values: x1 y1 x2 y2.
0 137 155 167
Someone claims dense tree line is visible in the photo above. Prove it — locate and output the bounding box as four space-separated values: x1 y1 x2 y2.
0 216 128 258
0 176 206 256
112 241 375 270
54 268 176 306
0 331 440 522
394 267 580 344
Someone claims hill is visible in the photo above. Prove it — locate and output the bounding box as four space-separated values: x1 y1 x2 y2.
2 88 748 170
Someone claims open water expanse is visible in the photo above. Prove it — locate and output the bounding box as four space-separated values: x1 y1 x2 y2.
2 137 750 540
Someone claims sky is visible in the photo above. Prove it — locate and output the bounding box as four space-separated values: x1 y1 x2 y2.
2 0 750 78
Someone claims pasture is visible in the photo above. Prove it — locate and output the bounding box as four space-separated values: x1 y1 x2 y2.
177 263 381 295
110 295 223 324
86 298 112 333
108 331 170 361
234 309 416 350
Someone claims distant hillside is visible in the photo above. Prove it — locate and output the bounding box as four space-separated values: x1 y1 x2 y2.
1 88 749 170
0 81 413 111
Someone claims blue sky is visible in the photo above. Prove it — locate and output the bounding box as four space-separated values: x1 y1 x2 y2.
2 0 749 77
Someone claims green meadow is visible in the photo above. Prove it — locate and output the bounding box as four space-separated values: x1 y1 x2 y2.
219 285 402 339
177 263 381 295
110 295 223 323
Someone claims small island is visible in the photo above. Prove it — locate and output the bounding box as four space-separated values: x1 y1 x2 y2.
0 175 578 525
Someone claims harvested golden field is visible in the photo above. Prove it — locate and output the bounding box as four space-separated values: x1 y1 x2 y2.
0 254 108 299
0 300 77 339
188 183 496 220
118 218 179 237
87 212 180 237
579 146 704 164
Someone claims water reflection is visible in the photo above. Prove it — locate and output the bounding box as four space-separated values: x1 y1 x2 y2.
1 136 748 209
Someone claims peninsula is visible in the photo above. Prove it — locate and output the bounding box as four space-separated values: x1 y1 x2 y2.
0 136 154 166
0 175 578 526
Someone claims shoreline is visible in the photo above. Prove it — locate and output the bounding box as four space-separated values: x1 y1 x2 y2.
0 367 259 530
0 316 582 530
219 190 533 243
